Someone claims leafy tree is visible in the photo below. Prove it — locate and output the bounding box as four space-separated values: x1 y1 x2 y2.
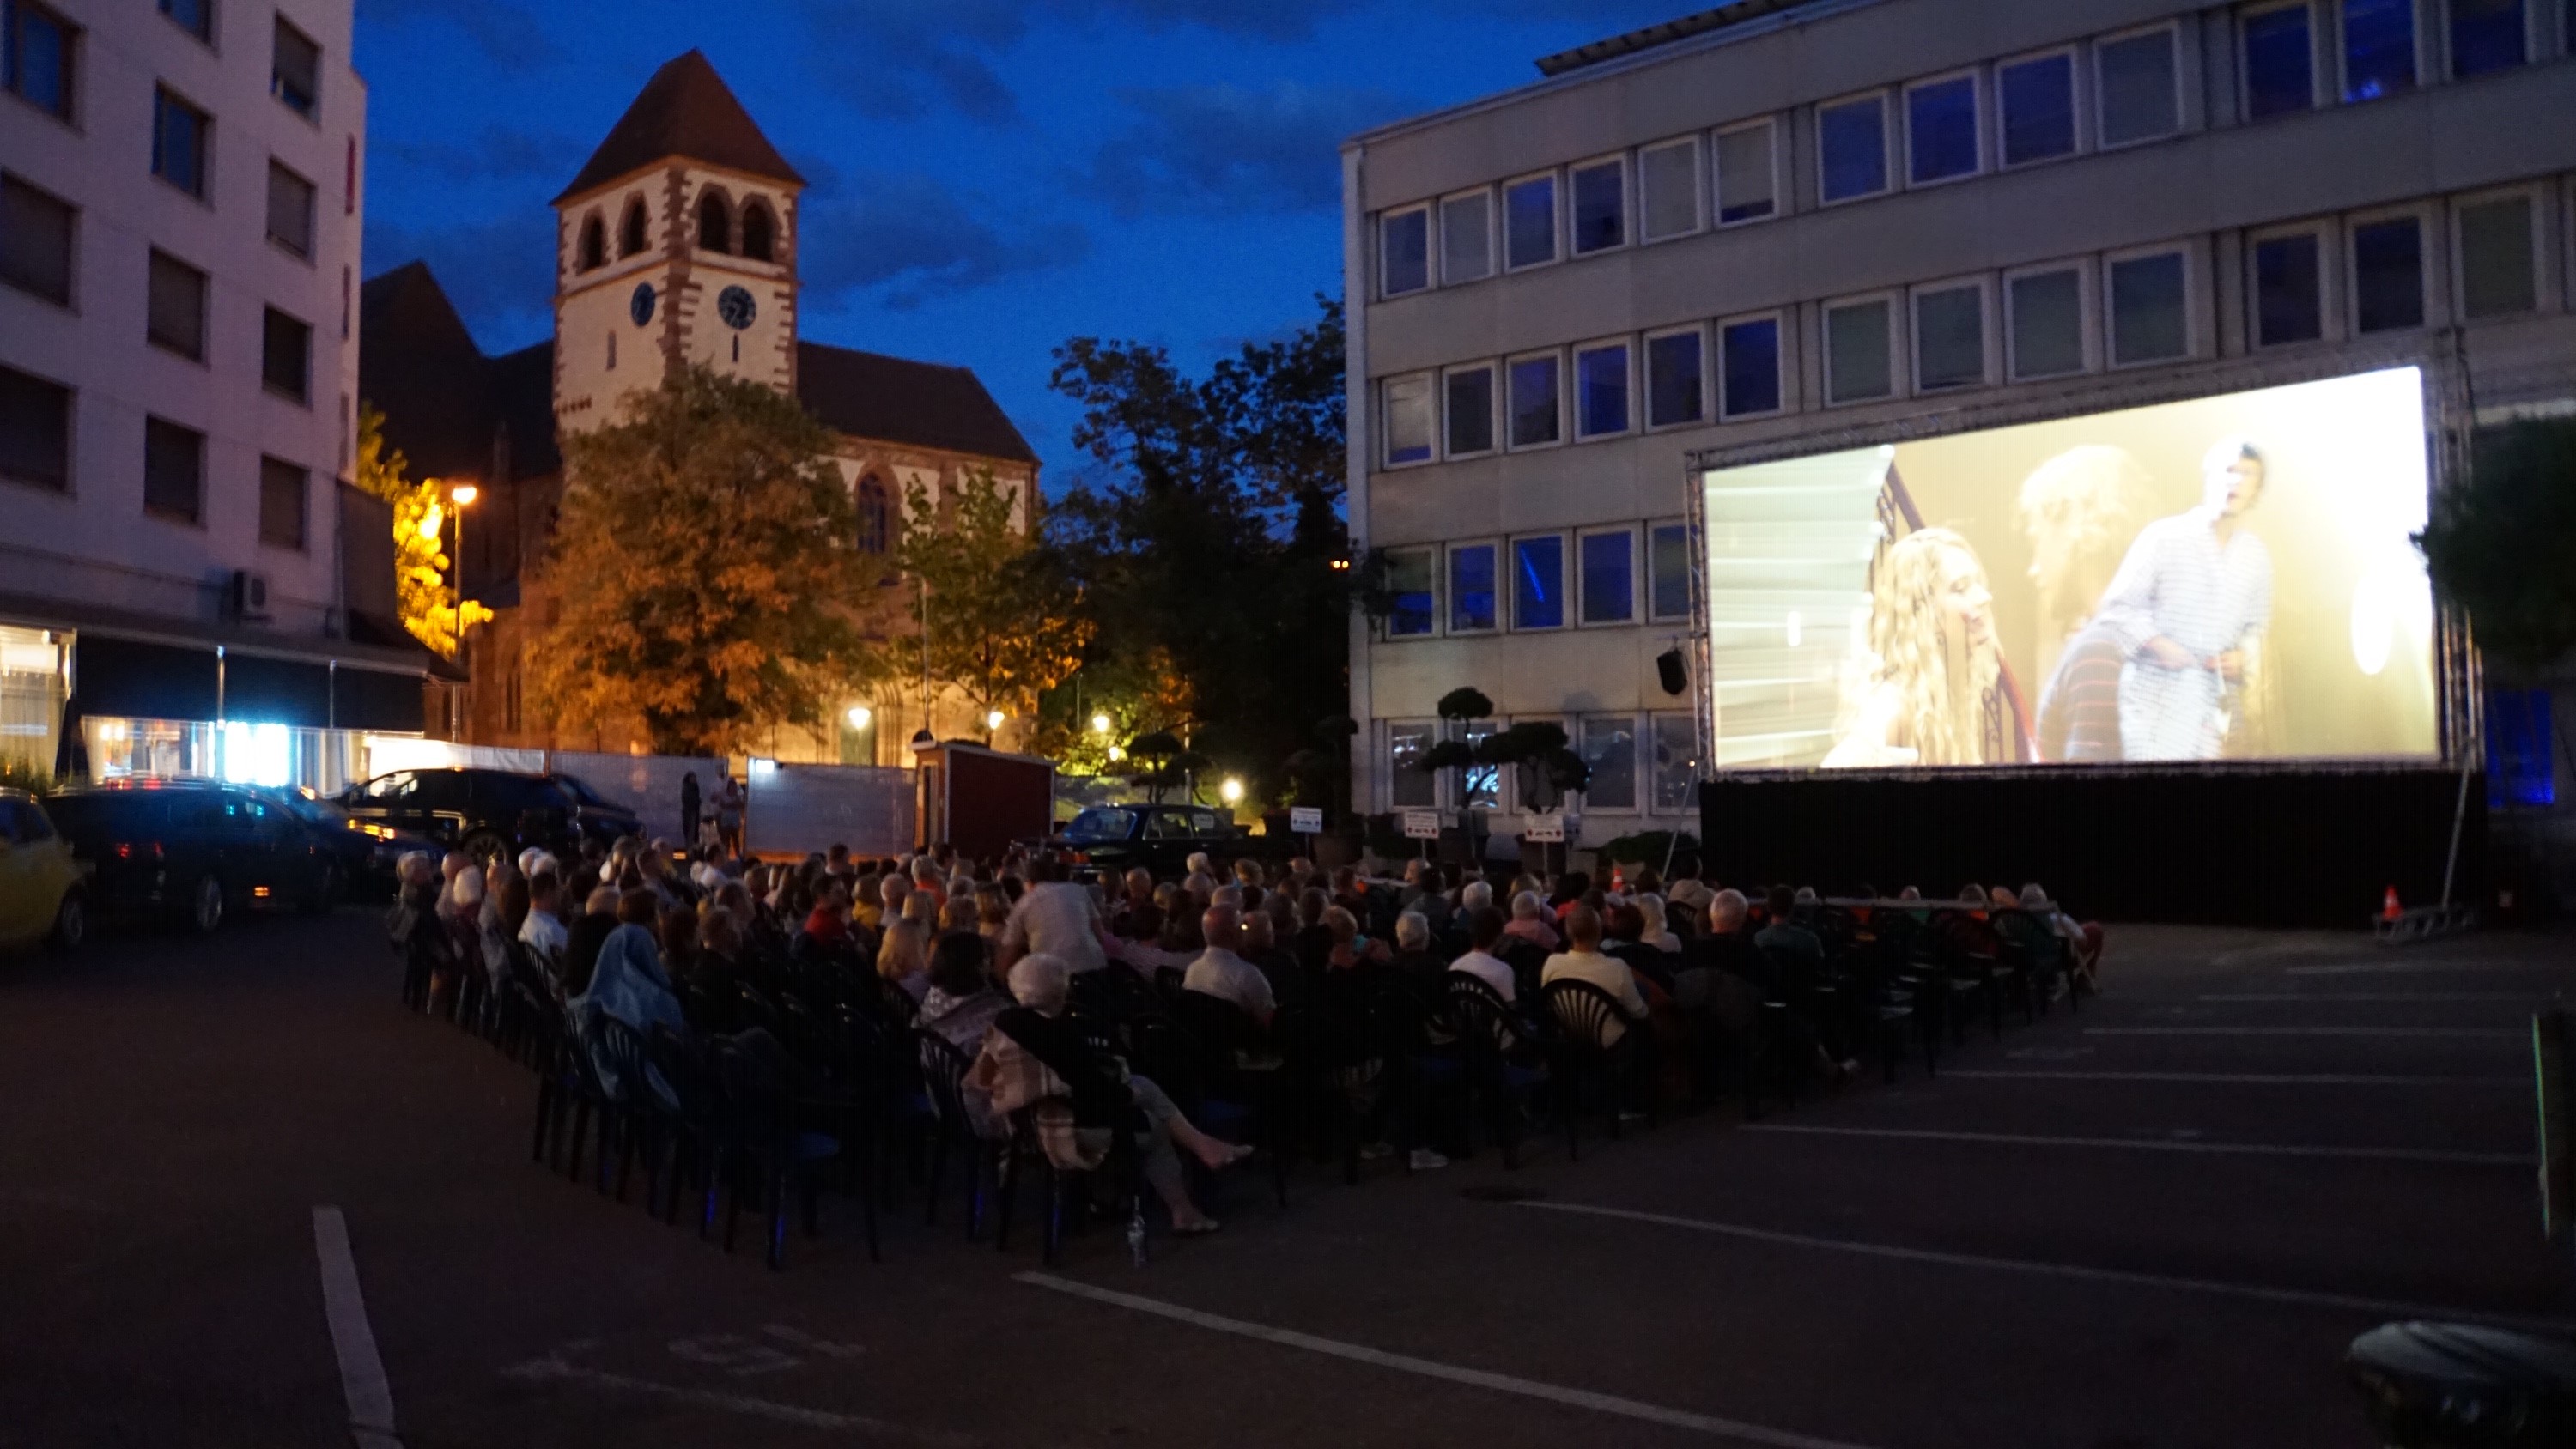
352 404 489 657
2419 419 2576 671
1048 294 1351 807
897 470 1093 743
527 365 879 755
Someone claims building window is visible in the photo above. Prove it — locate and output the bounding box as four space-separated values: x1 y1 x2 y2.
576 213 605 270
1388 722 1437 809
0 361 70 493
1382 373 1434 466
1574 341 1630 440
262 306 312 403
1998 50 2078 167
1824 297 1895 405
1579 530 1634 626
258 456 308 549
2455 191 2537 318
1648 523 1692 621
1905 73 1980 185
1440 189 1492 283
1506 353 1560 449
1719 315 1783 417
1645 327 1704 429
2008 264 2088 379
0 172 74 306
1511 535 1565 630
267 161 317 258
153 88 212 199
1637 136 1700 242
1504 173 1557 270
2448 0 2526 76
1443 364 1494 458
1913 282 1987 392
741 201 775 261
1380 204 1429 297
696 190 731 252
618 197 648 257
272 17 320 118
605 331 617 370
1817 92 1889 203
340 265 350 338
148 249 208 361
2252 230 2326 346
1449 543 1498 633
1569 156 1625 255
2350 215 2425 333
1714 118 1777 223
2097 24 2182 148
143 416 204 523
1650 714 1698 811
855 476 890 554
2107 248 2190 365
160 0 211 43
1579 715 1637 809
1384 547 1436 637
3 0 75 121
2342 0 2418 98
2244 3 2318 119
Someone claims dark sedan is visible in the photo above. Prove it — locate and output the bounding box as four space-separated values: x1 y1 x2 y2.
337 767 641 871
45 779 337 933
1048 803 1251 880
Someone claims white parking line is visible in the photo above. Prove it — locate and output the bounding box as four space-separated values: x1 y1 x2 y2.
1514 1201 2574 1331
312 1206 401 1449
500 1350 971 1443
1942 1070 2524 1086
2198 992 2540 1003
2287 960 2561 977
1018 1271 1882 1449
2083 1026 2522 1039
1741 1123 2530 1166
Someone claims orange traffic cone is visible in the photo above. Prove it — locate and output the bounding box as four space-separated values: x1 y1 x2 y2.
2381 886 2402 921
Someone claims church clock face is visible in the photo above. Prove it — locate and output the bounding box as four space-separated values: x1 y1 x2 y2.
629 282 655 326
716 285 756 330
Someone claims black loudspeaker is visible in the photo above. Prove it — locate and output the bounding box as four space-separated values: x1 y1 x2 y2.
1656 648 1688 697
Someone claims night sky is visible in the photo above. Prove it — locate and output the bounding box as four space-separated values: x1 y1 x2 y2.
353 0 1691 484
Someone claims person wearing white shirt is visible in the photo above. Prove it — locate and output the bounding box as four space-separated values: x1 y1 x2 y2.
1540 905 1650 1044
1447 906 1516 1003
1181 904 1275 1026
997 858 1108 974
519 872 570 969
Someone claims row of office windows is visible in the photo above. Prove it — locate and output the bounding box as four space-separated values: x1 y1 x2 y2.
1378 524 1694 640
0 361 315 549
1376 178 2566 468
8 0 328 127
1375 0 2568 301
1385 715 1700 815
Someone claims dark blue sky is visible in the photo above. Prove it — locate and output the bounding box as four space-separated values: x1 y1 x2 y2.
354 0 1689 482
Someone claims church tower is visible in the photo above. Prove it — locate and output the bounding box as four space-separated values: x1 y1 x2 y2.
549 51 805 433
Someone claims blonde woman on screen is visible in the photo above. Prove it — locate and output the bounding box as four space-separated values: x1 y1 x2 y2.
1824 528 2028 769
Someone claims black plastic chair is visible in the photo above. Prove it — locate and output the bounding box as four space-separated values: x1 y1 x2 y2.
992 1101 1146 1269
1443 973 1546 1168
915 1029 1003 1238
705 1037 847 1270
1539 977 1656 1160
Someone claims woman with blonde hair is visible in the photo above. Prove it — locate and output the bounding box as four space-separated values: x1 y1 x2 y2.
878 916 932 1003
1825 527 2030 768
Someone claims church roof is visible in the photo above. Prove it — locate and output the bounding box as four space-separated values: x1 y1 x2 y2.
554 50 805 204
358 262 500 482
796 343 1040 466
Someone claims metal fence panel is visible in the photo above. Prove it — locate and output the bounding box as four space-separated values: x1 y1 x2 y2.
744 759 914 860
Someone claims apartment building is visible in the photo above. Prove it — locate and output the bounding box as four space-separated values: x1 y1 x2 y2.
2 0 429 788
1343 0 2576 850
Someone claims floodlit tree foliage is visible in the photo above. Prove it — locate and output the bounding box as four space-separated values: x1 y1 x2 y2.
528 365 879 755
353 404 489 658
897 470 1093 737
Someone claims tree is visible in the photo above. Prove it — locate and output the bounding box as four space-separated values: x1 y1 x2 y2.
1048 294 1351 807
527 364 880 755
352 404 489 657
897 470 1092 740
2419 419 2576 671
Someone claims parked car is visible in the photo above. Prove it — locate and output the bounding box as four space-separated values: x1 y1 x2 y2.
337 767 641 871
1047 803 1249 880
44 779 336 933
0 787 85 951
264 787 435 895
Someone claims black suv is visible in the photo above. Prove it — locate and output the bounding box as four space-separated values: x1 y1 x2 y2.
337 767 641 870
45 779 337 933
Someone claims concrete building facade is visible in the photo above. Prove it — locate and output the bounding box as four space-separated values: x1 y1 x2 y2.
1343 0 2576 852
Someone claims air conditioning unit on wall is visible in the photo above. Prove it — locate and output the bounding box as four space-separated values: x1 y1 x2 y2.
228 570 272 622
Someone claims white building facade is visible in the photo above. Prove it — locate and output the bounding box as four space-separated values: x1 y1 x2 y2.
1343 0 2576 852
2 0 424 786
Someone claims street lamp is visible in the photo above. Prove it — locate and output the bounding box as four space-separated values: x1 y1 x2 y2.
446 479 479 736
845 705 872 730
986 710 1006 731
1218 777 1244 805
1091 712 1111 735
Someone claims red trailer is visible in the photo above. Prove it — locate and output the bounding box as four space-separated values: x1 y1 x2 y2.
914 742 1054 862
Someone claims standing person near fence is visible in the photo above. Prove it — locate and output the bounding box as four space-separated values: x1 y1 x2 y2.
679 772 702 853
714 774 745 855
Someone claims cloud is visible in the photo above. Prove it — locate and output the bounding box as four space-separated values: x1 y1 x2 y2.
363 213 561 349
1086 83 1409 218
376 127 586 186
355 0 562 70
797 171 1087 310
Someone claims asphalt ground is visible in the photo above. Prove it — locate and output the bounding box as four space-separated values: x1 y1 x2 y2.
3 907 2572 1449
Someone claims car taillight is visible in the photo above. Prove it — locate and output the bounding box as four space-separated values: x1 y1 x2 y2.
114 843 130 859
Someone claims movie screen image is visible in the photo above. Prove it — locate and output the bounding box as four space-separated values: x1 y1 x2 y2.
1696 367 2439 771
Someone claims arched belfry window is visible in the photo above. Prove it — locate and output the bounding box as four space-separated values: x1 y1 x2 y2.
617 197 648 257
576 213 605 270
696 190 732 254
856 476 891 555
740 200 775 262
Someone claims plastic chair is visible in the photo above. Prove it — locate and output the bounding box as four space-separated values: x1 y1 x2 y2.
1539 977 1656 1161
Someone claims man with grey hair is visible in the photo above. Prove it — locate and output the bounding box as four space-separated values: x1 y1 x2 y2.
1182 903 1274 1027
1460 879 1494 913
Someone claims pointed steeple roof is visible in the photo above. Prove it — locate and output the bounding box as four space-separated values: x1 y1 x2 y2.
553 50 804 204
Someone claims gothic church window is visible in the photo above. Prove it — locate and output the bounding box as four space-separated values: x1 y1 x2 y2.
696 190 732 253
617 197 648 257
856 476 890 554
741 200 775 261
576 213 605 270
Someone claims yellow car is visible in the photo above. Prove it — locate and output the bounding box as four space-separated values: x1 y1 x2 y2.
0 787 84 951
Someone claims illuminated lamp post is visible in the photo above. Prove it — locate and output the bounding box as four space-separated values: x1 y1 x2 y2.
447 480 478 739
